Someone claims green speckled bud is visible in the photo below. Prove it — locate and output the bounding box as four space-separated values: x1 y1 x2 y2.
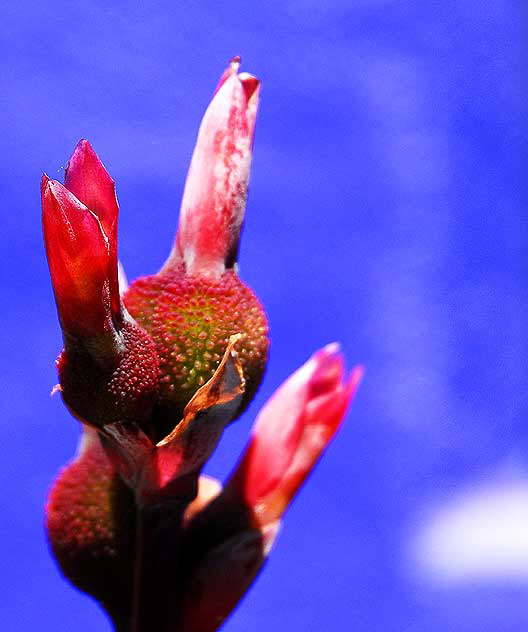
124 266 269 438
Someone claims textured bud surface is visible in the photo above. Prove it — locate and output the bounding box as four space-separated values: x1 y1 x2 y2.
41 60 361 632
124 267 268 436
58 320 160 430
46 433 135 619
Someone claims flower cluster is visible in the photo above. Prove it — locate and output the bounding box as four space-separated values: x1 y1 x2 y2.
42 58 362 631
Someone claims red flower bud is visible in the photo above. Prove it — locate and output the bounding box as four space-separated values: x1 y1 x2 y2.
64 138 121 318
42 171 119 339
42 140 160 430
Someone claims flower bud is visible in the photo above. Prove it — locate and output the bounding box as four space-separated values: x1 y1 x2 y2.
124 60 268 437
42 141 160 430
230 344 363 526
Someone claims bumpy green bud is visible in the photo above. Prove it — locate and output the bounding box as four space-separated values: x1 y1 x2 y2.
124 266 268 438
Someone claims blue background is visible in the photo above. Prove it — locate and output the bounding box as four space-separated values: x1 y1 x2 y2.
1 1 526 630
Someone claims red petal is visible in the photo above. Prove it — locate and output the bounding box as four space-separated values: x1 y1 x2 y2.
65 140 120 316
42 175 118 337
164 59 260 278
65 139 119 242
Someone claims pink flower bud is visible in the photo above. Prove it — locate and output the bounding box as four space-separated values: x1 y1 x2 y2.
176 347 362 629
230 344 363 526
165 57 260 278
124 60 267 432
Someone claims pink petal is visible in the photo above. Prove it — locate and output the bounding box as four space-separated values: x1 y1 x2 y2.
229 344 363 525
164 58 260 278
41 175 119 337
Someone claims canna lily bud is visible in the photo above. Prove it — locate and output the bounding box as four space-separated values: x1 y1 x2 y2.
124 58 268 439
43 61 362 632
42 140 160 430
41 174 119 339
64 139 121 318
177 345 362 630
165 55 260 277
229 343 363 526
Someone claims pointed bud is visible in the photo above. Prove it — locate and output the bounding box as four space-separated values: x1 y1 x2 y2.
165 57 260 278
229 344 363 526
42 174 119 338
42 142 160 430
124 61 267 435
176 346 362 628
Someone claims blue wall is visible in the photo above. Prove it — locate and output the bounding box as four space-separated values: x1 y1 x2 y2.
1 2 526 630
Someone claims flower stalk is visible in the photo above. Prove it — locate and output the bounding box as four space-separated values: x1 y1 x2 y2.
43 58 362 631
